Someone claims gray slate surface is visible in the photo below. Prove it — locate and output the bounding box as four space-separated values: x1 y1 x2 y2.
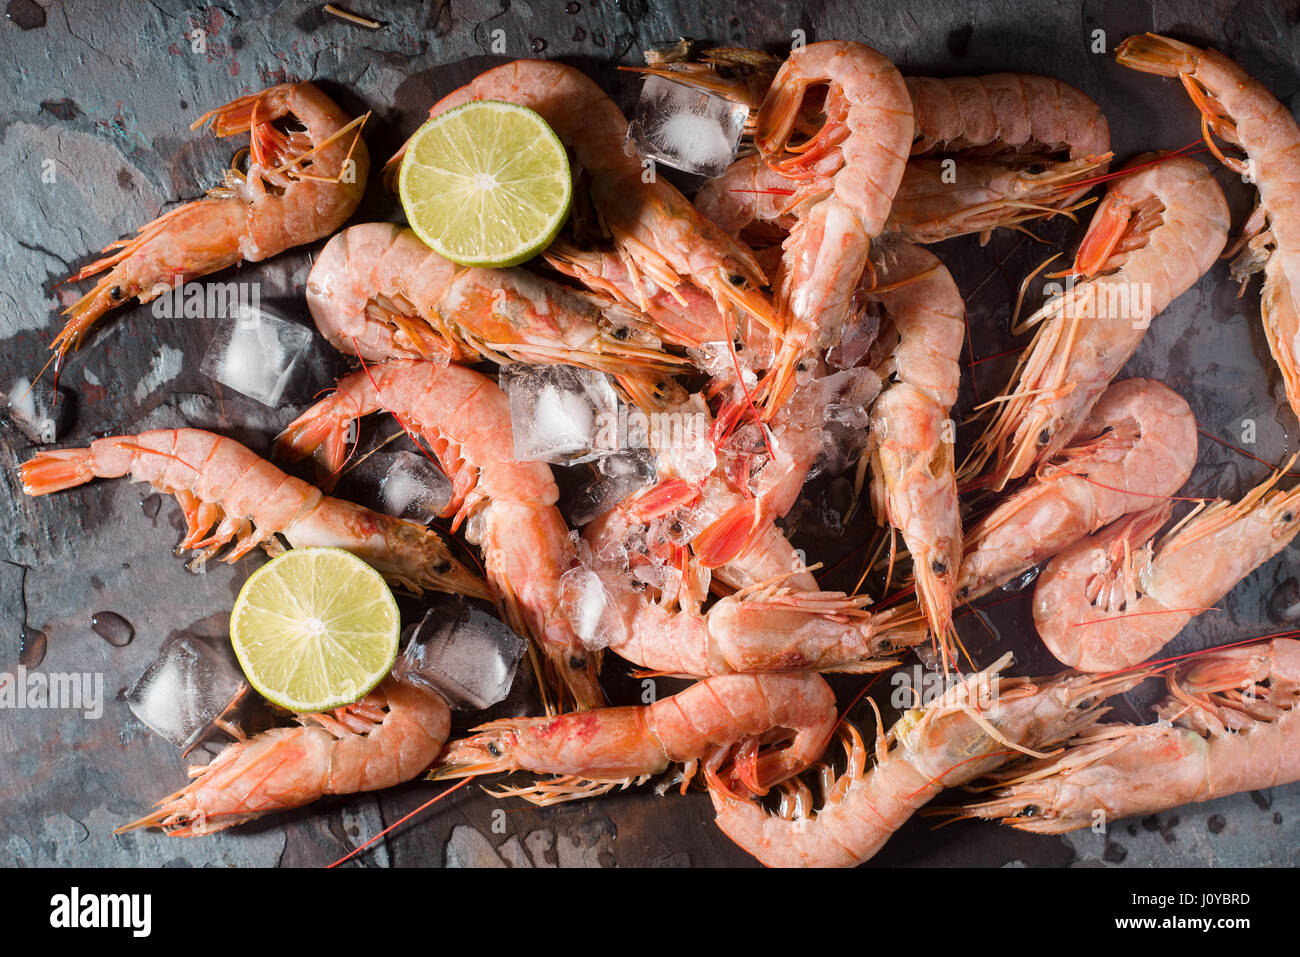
1 0 1298 867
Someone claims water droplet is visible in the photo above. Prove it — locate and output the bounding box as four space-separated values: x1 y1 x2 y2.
530 36 547 52
140 493 162 519
91 611 134 647
565 1 580 12
5 0 46 29
19 628 47 667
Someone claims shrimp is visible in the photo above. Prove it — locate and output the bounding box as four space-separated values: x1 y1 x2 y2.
18 428 485 599
394 60 776 337
693 70 1109 247
956 638 1300 832
117 677 449 836
277 359 602 712
1034 467 1300 672
961 154 1228 490
957 378 1198 602
429 672 838 805
707 654 1142 867
54 83 369 366
577 503 924 677
748 41 913 411
1117 35 1300 425
866 241 965 649
305 222 683 409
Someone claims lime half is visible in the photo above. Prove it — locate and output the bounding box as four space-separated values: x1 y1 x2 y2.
231 547 400 713
398 100 572 267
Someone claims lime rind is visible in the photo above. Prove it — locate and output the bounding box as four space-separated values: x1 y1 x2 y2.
398 100 572 268
230 547 400 713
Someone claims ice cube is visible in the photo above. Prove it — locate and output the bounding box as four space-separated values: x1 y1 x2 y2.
629 74 747 178
199 304 314 406
336 450 453 524
807 368 881 479
5 376 67 445
392 597 528 711
125 632 246 750
501 364 618 465
558 565 624 651
569 449 657 526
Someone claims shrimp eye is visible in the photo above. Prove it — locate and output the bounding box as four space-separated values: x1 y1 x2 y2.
487 742 502 757
109 286 123 300
1027 163 1045 175
1075 698 1094 711
957 585 970 599
1037 429 1051 446
878 639 893 652
1018 805 1039 817
1283 512 1294 523
931 559 947 575
733 337 744 352
612 326 630 341
433 560 452 574
569 655 586 670
729 274 745 286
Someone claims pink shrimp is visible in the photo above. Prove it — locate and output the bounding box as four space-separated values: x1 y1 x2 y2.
1034 467 1300 672
956 638 1300 832
1118 35 1300 426
707 654 1142 867
574 503 924 678
305 223 684 410
19 428 485 598
866 241 965 649
392 60 776 337
117 677 449 836
957 378 1198 602
961 154 1228 490
430 672 838 805
55 83 368 366
749 41 913 412
277 359 601 712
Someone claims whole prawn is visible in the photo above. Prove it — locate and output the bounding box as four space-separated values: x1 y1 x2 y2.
1034 467 1300 672
866 241 965 649
19 428 485 598
55 83 368 365
306 222 684 409
1118 35 1300 425
708 654 1142 867
394 60 776 337
962 154 1228 489
118 677 449 836
578 502 924 677
747 41 913 411
277 359 602 712
430 672 838 805
956 638 1300 832
957 377 1198 602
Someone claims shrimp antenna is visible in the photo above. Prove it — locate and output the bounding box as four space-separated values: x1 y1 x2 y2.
327 775 477 868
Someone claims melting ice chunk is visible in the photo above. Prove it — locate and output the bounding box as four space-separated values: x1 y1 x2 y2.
125 633 246 750
336 450 452 525
629 74 748 178
5 377 67 445
808 368 881 479
569 449 657 526
501 364 618 465
200 305 314 406
558 565 623 651
393 597 528 711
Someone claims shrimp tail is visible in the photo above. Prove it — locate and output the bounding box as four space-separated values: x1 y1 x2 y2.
19 448 96 495
1114 34 1198 78
276 398 352 475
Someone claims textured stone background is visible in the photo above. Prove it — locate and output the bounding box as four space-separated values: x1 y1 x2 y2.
1 0 1298 867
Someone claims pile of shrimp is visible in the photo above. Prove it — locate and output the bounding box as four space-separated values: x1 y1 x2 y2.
20 32 1300 866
